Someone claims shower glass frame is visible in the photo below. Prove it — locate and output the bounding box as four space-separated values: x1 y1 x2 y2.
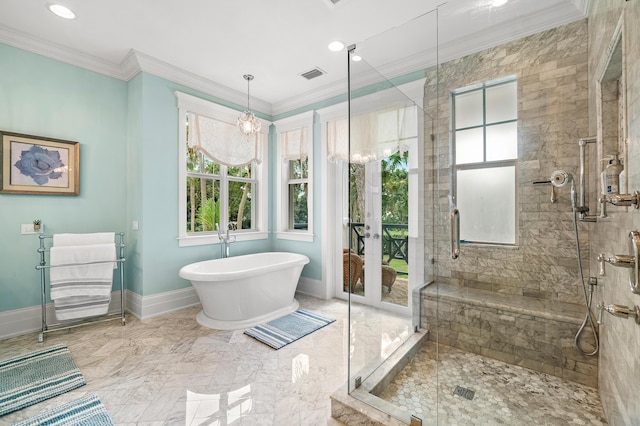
345 7 439 423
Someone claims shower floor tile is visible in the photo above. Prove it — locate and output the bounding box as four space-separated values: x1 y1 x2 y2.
378 342 608 425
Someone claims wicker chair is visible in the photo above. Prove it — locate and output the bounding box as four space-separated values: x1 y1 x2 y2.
381 264 397 293
343 249 363 292
359 259 397 293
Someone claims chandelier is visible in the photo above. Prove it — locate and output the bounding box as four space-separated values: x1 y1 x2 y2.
237 74 261 137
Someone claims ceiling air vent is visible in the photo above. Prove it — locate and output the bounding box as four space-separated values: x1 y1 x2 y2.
300 68 325 80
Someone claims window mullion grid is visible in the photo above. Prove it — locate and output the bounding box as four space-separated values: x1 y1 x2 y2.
288 178 307 185
482 86 487 163
228 169 257 231
220 165 229 231
186 171 220 180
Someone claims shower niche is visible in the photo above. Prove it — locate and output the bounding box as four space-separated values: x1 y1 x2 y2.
597 19 634 209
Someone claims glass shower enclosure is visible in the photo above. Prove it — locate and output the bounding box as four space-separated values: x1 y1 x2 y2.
344 6 437 424
344 1 600 425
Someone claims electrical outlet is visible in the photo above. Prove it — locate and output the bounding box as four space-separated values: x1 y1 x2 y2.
132 221 139 231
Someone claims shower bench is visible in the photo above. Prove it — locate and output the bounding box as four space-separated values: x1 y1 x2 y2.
421 284 598 387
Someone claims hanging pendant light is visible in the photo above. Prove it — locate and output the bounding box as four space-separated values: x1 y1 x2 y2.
237 74 261 137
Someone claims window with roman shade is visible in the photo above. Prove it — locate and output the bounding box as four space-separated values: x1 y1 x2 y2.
275 111 314 241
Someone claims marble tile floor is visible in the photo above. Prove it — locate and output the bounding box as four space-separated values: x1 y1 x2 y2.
378 342 608 426
0 294 413 426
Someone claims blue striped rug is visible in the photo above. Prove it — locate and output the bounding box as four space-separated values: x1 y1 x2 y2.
244 309 336 349
13 393 113 426
0 344 86 416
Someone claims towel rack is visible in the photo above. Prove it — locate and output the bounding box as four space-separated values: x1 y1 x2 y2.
35 232 126 342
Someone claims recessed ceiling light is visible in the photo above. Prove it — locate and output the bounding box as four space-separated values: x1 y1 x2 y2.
48 3 76 20
492 0 508 6
328 41 345 52
351 54 362 62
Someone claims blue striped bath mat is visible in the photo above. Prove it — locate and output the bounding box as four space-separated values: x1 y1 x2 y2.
0 344 86 416
244 309 336 349
13 393 113 426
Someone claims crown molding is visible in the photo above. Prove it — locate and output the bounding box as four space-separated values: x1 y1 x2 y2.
0 26 272 116
0 0 587 118
0 24 124 79
575 0 589 15
272 1 586 115
436 1 588 65
271 79 347 116
127 50 272 116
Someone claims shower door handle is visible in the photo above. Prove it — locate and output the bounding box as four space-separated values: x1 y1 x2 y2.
451 208 460 260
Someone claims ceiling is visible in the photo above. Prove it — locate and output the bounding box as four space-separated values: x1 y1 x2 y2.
0 0 588 116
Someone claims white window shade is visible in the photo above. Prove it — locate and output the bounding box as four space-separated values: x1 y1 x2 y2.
282 127 310 160
189 112 263 167
327 119 349 162
328 105 417 163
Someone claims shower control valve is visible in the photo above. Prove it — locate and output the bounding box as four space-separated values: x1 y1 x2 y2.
600 303 640 324
600 191 640 209
598 253 635 276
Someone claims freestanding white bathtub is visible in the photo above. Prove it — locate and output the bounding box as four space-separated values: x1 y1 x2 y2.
179 252 310 330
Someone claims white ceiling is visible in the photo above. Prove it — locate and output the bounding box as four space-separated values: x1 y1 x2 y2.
0 0 588 116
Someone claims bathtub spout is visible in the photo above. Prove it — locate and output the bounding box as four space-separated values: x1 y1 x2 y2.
216 223 236 258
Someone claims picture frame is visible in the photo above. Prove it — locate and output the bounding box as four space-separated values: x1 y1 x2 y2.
0 131 79 195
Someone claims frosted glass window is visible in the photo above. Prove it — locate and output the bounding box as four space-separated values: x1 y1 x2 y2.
455 128 484 164
457 166 516 244
486 82 517 123
455 90 483 128
486 122 517 161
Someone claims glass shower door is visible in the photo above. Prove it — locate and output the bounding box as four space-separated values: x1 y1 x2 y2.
345 7 435 420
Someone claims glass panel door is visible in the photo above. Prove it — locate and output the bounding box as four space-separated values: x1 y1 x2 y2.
345 8 434 416
339 3 439 420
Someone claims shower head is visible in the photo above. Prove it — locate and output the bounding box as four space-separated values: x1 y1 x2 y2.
550 170 573 188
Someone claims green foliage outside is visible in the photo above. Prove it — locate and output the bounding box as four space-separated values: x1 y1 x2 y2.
186 144 253 233
381 151 408 225
197 198 219 232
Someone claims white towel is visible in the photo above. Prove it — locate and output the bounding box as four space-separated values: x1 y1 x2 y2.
50 243 116 299
53 232 115 247
49 295 111 321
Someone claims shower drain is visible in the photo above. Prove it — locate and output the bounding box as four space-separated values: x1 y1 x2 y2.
453 385 475 400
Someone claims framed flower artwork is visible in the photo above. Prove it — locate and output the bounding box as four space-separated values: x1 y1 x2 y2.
0 131 79 195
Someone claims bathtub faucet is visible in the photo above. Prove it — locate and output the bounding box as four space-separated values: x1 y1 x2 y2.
215 223 236 258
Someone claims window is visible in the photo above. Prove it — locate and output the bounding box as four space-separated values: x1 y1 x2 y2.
452 78 517 244
275 111 314 242
176 92 269 247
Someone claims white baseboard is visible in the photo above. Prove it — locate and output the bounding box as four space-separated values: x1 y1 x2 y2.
295 276 327 300
0 291 125 340
126 287 201 320
0 287 202 340
0 280 328 339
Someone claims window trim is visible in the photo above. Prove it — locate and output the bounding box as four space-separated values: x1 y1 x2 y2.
175 91 270 247
274 111 314 242
451 77 518 246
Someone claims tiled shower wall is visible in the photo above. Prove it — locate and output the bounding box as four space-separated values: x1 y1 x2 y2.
588 2 640 425
423 19 591 303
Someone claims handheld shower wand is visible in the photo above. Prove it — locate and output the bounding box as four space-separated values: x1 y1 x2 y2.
550 169 599 356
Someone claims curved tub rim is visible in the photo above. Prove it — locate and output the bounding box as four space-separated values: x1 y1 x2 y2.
196 299 300 330
179 252 310 281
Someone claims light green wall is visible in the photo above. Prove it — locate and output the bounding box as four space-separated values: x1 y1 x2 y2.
130 73 273 296
270 113 323 280
0 43 128 311
125 73 144 295
0 42 424 312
